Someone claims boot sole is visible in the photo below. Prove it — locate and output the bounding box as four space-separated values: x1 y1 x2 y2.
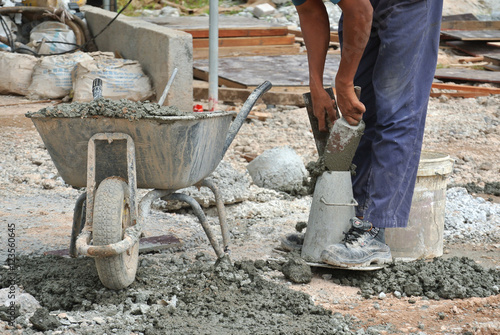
321 251 393 268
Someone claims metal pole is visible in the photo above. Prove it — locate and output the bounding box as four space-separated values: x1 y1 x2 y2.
208 0 219 111
103 0 111 11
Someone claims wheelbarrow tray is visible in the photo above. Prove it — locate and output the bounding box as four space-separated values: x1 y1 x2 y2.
29 112 235 190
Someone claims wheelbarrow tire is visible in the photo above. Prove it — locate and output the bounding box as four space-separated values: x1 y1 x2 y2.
93 178 138 290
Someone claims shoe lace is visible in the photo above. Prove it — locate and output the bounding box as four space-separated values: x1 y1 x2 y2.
341 226 368 244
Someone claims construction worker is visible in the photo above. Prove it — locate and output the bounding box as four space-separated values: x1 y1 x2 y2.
284 0 444 267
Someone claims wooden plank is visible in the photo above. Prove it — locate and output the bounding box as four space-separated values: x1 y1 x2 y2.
441 30 500 41
430 91 491 98
192 34 296 48
186 27 288 39
484 64 500 71
485 55 500 66
193 54 341 88
193 82 306 107
289 28 339 43
441 21 500 31
434 68 500 83
193 68 247 89
431 82 500 94
143 15 286 30
441 14 478 22
446 41 500 57
193 44 302 59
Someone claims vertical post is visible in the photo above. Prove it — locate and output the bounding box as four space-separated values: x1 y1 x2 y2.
208 0 219 111
103 0 111 11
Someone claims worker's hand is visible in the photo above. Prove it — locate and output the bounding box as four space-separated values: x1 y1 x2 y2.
335 83 365 126
311 87 337 132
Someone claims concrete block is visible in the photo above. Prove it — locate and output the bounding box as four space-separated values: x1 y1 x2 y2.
81 6 193 112
253 4 276 18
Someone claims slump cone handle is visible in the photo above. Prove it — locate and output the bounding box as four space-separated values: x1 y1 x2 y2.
324 87 364 171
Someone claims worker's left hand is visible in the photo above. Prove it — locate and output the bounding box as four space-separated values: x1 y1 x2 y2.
335 83 365 126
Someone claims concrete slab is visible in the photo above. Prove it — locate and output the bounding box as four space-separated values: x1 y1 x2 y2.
82 6 193 112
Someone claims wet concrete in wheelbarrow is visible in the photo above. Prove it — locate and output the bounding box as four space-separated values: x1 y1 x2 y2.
1 251 499 334
26 98 204 120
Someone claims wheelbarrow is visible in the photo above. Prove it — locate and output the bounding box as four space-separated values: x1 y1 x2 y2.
27 81 272 289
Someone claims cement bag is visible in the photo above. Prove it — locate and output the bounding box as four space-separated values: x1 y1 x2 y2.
29 21 76 54
27 52 93 99
72 58 154 102
0 52 37 95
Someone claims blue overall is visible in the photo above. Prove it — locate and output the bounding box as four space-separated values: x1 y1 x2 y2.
338 0 443 228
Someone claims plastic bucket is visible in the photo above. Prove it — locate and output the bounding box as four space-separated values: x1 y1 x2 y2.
386 151 454 261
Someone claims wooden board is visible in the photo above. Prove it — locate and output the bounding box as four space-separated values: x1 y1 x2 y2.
289 28 339 43
484 64 500 72
431 82 500 98
193 54 341 88
192 34 296 48
441 21 500 31
441 14 478 22
441 30 500 41
143 15 288 38
193 80 307 106
485 55 500 66
193 44 302 59
186 27 288 39
434 68 500 84
446 41 500 57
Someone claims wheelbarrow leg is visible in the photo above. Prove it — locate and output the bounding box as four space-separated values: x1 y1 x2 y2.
70 192 87 258
201 179 230 253
164 193 225 258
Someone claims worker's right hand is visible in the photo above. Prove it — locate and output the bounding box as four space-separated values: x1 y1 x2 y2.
335 82 365 126
311 88 337 132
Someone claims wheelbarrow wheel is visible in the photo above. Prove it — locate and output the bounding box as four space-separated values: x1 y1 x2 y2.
93 177 138 289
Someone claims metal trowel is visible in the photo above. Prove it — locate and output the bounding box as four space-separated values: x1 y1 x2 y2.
303 88 335 157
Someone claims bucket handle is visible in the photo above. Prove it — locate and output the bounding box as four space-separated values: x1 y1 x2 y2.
320 196 358 207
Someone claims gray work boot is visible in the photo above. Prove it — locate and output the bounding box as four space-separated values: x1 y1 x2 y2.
280 233 304 252
320 217 392 267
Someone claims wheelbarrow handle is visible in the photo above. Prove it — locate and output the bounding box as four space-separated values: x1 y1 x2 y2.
222 80 273 157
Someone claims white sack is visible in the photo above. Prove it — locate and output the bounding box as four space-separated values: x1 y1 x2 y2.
29 21 76 54
28 51 93 99
72 57 154 102
0 52 36 95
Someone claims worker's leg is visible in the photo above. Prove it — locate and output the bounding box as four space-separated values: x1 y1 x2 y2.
352 0 443 228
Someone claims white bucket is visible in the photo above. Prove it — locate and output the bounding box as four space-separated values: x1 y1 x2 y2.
301 171 356 262
386 151 454 261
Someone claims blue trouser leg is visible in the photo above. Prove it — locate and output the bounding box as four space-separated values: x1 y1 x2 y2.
339 0 443 228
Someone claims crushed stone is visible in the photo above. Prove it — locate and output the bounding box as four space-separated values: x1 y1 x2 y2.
445 187 500 244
